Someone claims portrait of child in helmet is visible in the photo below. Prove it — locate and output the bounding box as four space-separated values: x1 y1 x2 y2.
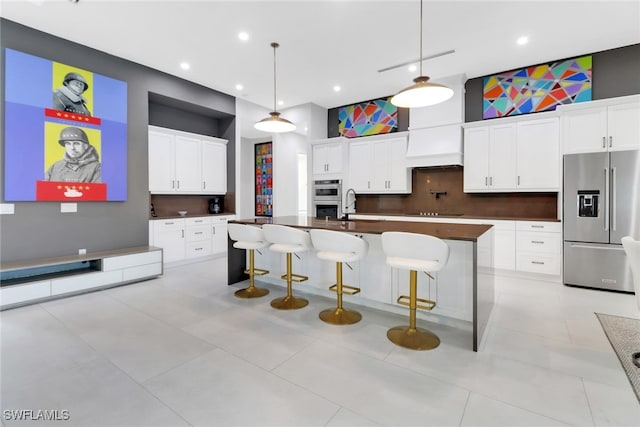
53 71 92 116
45 126 101 183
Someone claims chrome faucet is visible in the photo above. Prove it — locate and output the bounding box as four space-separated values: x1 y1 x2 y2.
344 188 357 213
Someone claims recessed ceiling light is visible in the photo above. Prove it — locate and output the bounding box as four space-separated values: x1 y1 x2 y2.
235 84 243 91
180 62 190 70
408 64 417 72
278 100 284 106
333 85 341 92
517 36 529 45
238 32 249 41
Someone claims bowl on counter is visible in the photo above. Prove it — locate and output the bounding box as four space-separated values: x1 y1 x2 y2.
177 211 187 217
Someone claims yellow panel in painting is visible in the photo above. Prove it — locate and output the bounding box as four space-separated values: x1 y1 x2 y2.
44 122 102 172
52 62 94 114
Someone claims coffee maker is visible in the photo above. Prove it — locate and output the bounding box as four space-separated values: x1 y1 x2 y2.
208 196 224 214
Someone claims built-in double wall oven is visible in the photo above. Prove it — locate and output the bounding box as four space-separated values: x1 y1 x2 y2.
312 179 342 219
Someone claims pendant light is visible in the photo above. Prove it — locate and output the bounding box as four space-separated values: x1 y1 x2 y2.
390 0 453 108
254 42 296 133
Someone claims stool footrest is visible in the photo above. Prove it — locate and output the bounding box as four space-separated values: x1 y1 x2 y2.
280 273 308 283
397 295 436 311
328 284 361 295
244 268 269 276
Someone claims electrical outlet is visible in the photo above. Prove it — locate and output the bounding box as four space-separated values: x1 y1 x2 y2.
78 249 87 255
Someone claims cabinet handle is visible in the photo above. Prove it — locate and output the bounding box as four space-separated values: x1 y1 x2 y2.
165 221 174 225
602 136 606 148
368 181 370 189
485 177 488 186
517 176 520 186
489 176 493 186
177 180 180 189
531 240 544 244
531 261 545 265
212 226 216 235
195 231 203 235
203 181 206 189
609 136 613 148
195 247 203 251
172 180 175 189
195 220 203 223
531 225 544 228
181 230 184 238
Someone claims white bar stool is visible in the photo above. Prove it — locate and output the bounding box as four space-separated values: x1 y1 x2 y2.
262 224 311 310
381 231 450 350
310 229 368 325
228 223 270 298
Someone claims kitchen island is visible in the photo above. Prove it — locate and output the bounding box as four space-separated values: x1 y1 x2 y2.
228 216 494 351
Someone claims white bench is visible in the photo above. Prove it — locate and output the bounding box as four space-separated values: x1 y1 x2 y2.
0 246 163 310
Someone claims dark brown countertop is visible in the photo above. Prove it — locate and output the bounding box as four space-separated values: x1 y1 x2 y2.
150 213 235 220
231 216 492 242
356 212 561 222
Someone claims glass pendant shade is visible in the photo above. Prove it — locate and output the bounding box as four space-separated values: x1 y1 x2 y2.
254 111 296 133
390 76 454 108
254 42 295 133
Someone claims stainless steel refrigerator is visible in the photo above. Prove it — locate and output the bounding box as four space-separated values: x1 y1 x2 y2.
563 150 639 292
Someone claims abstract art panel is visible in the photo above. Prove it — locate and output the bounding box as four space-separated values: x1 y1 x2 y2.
338 97 397 138
483 55 592 119
255 142 273 217
4 49 127 201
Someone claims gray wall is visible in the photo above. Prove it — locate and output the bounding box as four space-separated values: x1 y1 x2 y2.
464 43 640 122
0 19 235 263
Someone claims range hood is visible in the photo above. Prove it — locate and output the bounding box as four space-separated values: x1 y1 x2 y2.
405 123 463 167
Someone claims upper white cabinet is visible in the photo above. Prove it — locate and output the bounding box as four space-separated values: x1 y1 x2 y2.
348 133 411 194
558 95 640 154
148 126 227 194
463 114 560 193
311 138 347 177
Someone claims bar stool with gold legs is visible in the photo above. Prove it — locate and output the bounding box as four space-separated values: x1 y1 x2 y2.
309 229 368 325
228 223 270 298
381 232 450 350
262 224 311 310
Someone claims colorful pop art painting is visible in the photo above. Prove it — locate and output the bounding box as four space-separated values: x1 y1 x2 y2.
338 97 397 138
483 55 592 119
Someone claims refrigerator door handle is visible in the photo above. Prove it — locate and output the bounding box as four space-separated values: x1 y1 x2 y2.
611 167 616 231
604 167 609 231
569 243 624 251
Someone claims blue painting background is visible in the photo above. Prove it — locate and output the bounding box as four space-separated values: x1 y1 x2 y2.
4 48 128 201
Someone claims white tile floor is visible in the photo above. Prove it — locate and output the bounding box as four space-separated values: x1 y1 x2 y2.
1 257 639 426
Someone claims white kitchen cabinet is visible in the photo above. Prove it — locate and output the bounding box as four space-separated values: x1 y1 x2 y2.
312 139 346 177
515 221 562 275
201 139 228 194
148 126 227 195
516 118 560 190
463 124 516 191
348 134 411 194
151 218 186 263
559 95 640 154
211 217 229 255
464 114 559 192
150 215 233 264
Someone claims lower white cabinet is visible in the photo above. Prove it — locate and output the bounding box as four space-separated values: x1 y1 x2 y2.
150 215 233 264
515 221 562 275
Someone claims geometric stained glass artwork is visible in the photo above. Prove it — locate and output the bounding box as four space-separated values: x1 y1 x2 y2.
483 55 592 119
338 96 398 138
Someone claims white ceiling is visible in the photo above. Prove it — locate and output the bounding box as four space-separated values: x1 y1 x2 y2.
2 0 639 112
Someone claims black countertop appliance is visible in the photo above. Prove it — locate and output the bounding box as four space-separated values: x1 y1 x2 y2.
208 196 224 214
